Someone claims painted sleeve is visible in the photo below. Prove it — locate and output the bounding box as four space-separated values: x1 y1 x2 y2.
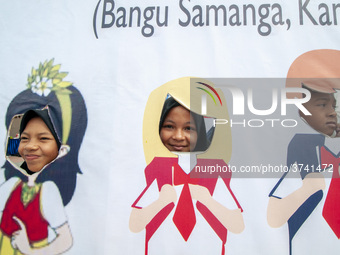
220 176 243 212
269 134 324 198
0 177 20 211
217 160 243 211
131 161 158 209
40 181 67 229
131 157 173 208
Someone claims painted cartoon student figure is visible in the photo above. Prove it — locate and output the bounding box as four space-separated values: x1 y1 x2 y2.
267 50 340 255
129 77 244 255
0 59 87 255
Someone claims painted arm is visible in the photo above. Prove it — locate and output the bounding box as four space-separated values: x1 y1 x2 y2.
12 217 72 255
129 184 177 233
189 184 244 234
0 178 20 212
267 172 325 228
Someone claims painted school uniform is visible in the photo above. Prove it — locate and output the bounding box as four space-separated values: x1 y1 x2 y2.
132 157 242 255
270 133 340 254
0 177 67 255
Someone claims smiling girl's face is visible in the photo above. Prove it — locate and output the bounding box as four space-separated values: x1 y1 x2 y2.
160 106 198 152
18 117 59 172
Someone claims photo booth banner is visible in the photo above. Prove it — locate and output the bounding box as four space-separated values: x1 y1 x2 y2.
0 0 340 254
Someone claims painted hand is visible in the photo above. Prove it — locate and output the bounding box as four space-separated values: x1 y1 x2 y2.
11 216 32 255
159 184 177 205
189 184 211 205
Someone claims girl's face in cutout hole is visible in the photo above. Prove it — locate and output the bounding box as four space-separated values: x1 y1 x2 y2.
18 117 59 172
160 106 198 152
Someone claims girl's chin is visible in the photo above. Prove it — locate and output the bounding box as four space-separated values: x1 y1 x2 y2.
171 146 190 152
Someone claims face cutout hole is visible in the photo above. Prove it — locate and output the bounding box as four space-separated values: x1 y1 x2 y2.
6 109 61 174
6 114 24 167
159 95 215 153
300 87 339 137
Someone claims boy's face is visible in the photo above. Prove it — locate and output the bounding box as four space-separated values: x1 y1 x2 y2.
160 106 198 152
300 91 337 136
18 117 59 172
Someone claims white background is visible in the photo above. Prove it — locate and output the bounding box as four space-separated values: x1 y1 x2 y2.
0 0 340 254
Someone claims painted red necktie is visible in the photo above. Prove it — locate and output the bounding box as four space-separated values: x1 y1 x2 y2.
172 164 199 241
321 146 340 238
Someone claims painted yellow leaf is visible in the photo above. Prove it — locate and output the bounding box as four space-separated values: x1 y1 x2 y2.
48 71 59 79
55 72 68 79
51 64 61 72
57 81 72 88
43 68 49 77
47 59 54 68
52 78 62 85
